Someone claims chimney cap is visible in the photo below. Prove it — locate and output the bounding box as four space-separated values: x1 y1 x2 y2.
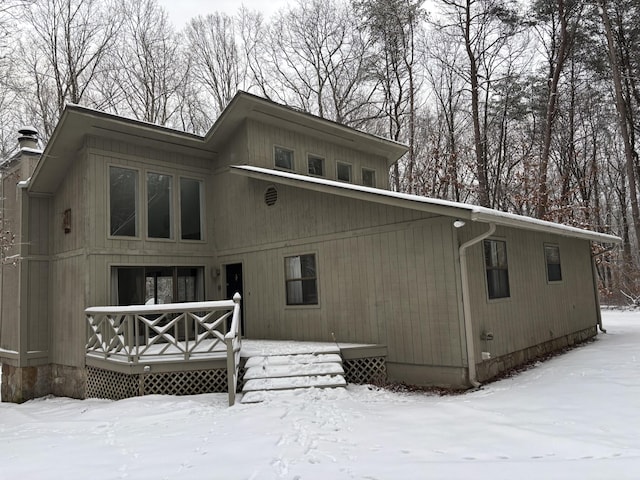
18 126 38 137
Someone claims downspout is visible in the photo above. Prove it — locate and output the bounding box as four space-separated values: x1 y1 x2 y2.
591 244 616 334
459 222 496 388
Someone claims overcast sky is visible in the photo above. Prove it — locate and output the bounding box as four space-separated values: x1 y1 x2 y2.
156 0 293 28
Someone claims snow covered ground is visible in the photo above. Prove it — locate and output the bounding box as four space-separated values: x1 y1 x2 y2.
1 310 638 480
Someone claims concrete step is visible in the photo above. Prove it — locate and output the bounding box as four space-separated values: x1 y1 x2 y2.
243 353 342 368
244 362 344 380
243 374 346 392
240 387 345 404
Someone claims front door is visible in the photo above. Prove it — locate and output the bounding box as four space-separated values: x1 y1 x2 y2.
225 263 244 334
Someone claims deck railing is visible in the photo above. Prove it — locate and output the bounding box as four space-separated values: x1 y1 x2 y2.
85 293 242 406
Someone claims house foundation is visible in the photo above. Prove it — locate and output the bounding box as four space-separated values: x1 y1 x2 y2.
1 364 51 403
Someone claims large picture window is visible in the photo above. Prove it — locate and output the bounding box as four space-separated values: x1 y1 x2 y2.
112 266 204 306
147 172 173 239
110 166 138 236
285 254 318 305
180 178 203 240
484 239 510 299
545 244 562 282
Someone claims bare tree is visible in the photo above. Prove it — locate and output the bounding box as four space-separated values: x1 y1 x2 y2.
21 0 120 136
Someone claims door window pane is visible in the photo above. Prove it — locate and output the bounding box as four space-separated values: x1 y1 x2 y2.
110 166 138 236
180 178 202 240
147 172 172 239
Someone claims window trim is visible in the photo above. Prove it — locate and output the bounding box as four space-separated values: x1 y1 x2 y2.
283 252 320 308
362 167 376 187
108 164 141 239
336 161 353 183
544 243 563 283
178 175 206 242
483 238 511 301
307 153 325 177
274 145 295 171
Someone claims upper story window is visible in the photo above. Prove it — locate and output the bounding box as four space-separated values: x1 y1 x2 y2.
336 161 352 182
362 168 376 187
308 154 325 176
109 165 203 241
180 177 203 240
285 253 318 305
275 146 294 170
545 244 562 282
147 172 173 239
110 166 138 237
484 239 510 299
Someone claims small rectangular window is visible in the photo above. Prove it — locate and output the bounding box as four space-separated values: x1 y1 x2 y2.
180 178 202 240
545 244 562 282
147 172 173 239
275 146 294 170
110 166 138 237
285 254 318 305
308 155 325 176
337 162 352 182
484 239 510 299
362 168 376 187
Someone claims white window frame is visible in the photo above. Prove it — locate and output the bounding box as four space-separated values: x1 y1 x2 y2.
274 145 294 170
336 161 353 183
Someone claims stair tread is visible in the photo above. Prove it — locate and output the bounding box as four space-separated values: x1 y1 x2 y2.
240 386 346 404
244 353 342 368
243 374 346 392
244 362 344 379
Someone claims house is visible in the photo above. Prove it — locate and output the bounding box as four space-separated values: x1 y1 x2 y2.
0 92 620 403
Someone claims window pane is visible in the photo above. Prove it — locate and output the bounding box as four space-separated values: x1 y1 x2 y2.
484 240 510 299
114 267 144 305
308 155 325 176
275 146 293 170
337 162 352 182
110 166 138 236
180 178 202 240
285 254 318 305
145 267 174 304
545 245 562 282
362 168 376 187
147 173 172 239
177 267 204 302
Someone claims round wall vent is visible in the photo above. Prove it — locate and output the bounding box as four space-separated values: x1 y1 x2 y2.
264 186 278 206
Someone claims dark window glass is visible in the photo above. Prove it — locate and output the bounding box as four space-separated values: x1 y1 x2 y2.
484 239 510 299
337 162 352 182
545 245 562 282
275 146 294 170
308 155 325 176
110 166 138 236
147 173 172 239
180 178 202 240
362 168 376 187
285 254 318 305
112 266 204 305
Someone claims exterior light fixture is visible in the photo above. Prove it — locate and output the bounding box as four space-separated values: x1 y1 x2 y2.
453 219 466 228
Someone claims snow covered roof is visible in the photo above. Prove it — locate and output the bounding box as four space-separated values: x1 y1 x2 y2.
231 165 621 244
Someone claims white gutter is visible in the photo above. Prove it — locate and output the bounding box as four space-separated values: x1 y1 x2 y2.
459 222 496 388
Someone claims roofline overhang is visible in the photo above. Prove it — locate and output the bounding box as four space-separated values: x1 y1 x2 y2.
230 165 622 245
205 92 408 165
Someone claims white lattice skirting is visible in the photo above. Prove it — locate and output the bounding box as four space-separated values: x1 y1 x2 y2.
343 357 387 385
86 366 229 400
87 356 387 400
